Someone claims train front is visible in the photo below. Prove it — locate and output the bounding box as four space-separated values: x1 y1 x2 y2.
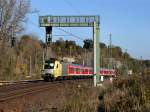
41 59 55 81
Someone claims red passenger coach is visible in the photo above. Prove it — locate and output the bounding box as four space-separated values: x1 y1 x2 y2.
67 64 116 78
100 69 116 77
68 64 93 76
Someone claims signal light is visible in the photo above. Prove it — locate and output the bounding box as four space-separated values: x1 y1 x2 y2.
46 37 52 45
47 37 51 42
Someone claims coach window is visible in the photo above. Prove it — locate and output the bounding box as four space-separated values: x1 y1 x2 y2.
85 69 88 73
77 68 80 74
74 68 77 73
70 67 74 73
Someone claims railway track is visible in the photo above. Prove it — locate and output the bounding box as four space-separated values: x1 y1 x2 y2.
0 79 91 102
0 80 63 102
0 79 43 86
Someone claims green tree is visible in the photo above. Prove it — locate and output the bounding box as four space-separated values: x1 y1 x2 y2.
83 39 93 51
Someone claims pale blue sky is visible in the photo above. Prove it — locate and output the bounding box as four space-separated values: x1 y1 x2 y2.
25 0 150 60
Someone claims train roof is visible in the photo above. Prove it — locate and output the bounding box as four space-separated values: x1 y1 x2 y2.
45 58 58 63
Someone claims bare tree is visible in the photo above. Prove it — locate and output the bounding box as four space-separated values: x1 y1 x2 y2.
0 0 30 42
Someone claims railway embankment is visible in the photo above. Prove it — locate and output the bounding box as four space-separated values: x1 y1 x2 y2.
0 74 149 112
0 79 99 112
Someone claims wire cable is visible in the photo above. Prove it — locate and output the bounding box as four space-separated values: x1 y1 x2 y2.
63 0 81 14
56 27 84 41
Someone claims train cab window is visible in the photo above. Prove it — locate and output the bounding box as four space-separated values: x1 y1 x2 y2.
44 63 54 69
44 64 49 69
56 64 58 68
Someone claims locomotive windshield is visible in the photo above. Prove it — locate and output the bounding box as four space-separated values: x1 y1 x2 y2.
44 59 55 69
44 63 54 69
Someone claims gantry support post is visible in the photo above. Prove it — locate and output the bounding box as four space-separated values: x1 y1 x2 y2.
93 22 100 86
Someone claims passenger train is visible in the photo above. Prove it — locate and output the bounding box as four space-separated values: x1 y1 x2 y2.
41 58 116 81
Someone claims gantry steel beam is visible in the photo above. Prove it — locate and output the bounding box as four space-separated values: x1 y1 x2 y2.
39 15 99 27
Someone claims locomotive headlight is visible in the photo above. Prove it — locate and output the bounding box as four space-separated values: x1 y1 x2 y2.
50 63 54 67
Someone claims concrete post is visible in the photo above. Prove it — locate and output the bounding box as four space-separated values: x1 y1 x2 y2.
93 22 100 86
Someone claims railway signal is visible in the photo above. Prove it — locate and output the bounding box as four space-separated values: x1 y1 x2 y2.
46 26 52 45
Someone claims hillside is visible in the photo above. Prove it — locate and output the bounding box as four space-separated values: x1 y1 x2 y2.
0 35 150 80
